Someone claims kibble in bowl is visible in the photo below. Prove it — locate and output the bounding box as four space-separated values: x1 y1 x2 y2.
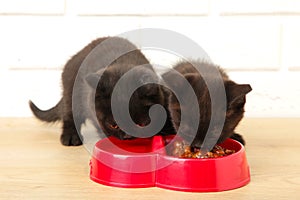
171 140 235 159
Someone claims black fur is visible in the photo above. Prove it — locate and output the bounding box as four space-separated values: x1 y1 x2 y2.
30 37 175 146
162 60 252 148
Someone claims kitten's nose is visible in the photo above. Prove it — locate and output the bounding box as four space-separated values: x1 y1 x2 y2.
137 123 146 127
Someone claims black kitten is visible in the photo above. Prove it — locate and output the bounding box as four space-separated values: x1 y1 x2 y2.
162 60 252 148
30 37 174 146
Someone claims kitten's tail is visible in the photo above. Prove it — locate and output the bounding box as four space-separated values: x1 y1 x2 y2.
29 99 62 122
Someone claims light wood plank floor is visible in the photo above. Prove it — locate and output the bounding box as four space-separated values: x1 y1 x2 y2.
0 118 299 199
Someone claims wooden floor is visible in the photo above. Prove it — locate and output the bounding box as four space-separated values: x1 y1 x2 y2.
1 118 299 199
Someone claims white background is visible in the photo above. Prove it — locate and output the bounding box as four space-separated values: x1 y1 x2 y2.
1 0 300 117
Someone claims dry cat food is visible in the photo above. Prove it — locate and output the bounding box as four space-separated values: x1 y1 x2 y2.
172 140 235 159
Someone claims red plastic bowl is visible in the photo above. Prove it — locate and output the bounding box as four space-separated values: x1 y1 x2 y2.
89 135 250 192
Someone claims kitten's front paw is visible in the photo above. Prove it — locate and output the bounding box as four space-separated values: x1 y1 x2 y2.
60 133 82 146
230 133 245 145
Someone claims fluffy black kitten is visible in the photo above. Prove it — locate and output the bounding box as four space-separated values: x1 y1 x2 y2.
30 37 174 146
162 60 252 148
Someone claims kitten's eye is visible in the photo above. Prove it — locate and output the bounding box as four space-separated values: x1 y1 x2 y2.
109 124 119 130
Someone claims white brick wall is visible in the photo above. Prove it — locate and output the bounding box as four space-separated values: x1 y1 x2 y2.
219 0 300 15
282 21 300 70
0 0 300 117
76 0 210 16
0 0 65 15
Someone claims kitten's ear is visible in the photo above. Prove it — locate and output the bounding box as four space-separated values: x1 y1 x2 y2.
85 69 105 88
227 82 252 108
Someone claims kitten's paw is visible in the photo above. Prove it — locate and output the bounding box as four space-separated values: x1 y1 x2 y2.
230 133 245 145
60 133 82 146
